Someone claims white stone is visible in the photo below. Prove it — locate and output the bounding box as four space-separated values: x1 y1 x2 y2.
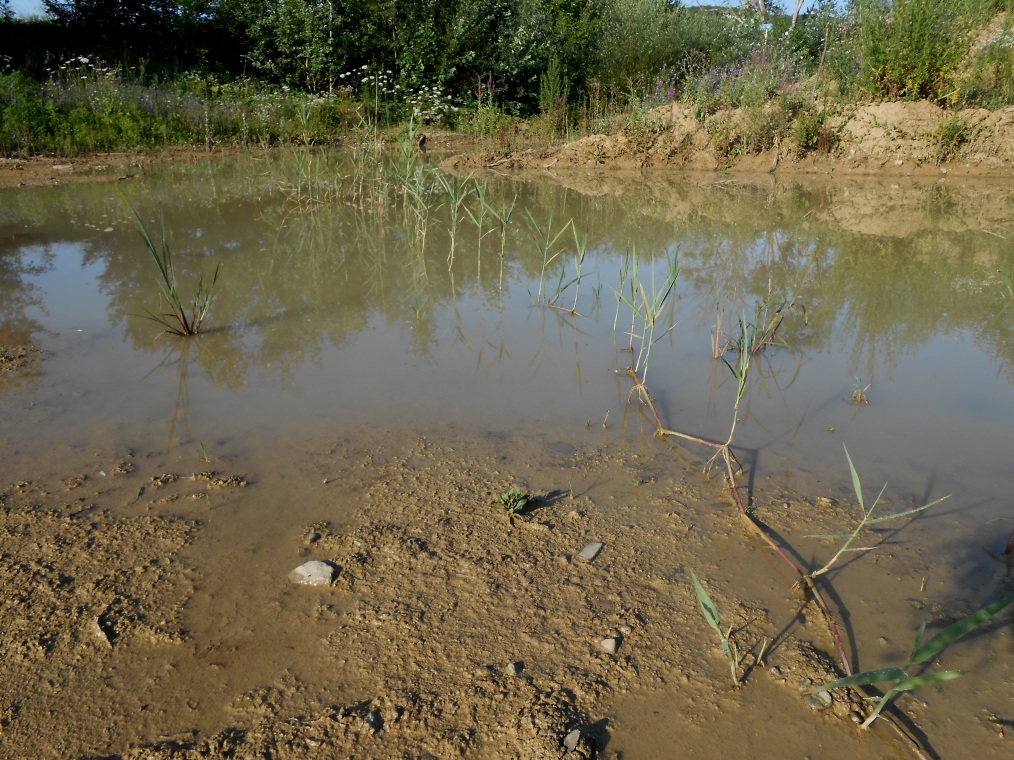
577 542 603 562
288 560 336 586
600 637 618 654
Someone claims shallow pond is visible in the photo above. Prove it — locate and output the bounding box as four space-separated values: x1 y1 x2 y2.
1 152 1012 758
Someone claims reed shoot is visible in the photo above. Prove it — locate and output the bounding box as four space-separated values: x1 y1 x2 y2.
134 210 221 337
807 445 949 580
691 571 740 686
814 592 1014 728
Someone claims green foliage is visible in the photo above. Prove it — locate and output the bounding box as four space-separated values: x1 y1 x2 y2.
807 445 949 579
957 7 1014 107
0 55 361 155
933 116 971 161
496 488 531 520
133 209 222 337
793 107 838 156
5 0 1014 156
854 0 986 100
815 593 1014 727
690 571 740 686
539 56 569 117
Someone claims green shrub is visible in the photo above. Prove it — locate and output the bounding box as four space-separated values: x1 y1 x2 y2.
793 108 839 156
933 116 971 161
958 9 1014 107
855 0 986 100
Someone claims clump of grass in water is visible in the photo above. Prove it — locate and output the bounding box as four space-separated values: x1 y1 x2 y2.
134 210 221 337
613 247 680 386
475 183 518 291
814 592 1014 728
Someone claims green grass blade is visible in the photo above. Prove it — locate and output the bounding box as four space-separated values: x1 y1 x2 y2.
843 444 865 512
892 671 966 693
909 593 1014 665
909 620 928 664
815 667 906 692
864 495 950 525
690 572 722 634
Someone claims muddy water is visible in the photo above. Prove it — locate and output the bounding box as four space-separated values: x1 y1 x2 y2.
1 154 1012 758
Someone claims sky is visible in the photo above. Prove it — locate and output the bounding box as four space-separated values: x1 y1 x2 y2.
9 0 47 17
7 0 816 20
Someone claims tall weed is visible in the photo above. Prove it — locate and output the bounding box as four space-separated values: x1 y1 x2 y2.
855 0 985 100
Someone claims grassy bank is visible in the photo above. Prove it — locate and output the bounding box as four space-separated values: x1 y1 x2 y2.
2 1 1013 157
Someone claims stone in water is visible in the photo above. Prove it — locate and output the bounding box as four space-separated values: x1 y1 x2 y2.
577 542 603 562
289 560 336 586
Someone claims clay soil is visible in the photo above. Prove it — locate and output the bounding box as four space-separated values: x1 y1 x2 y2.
2 100 1013 759
1 419 926 760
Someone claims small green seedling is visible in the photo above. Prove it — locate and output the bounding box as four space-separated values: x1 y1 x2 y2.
814 592 1014 728
497 488 532 522
691 571 740 686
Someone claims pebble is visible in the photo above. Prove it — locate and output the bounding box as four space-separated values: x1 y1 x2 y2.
600 637 618 654
564 728 581 752
577 542 603 562
304 531 322 544
90 617 112 648
815 689 833 707
804 694 829 711
506 661 524 676
288 560 336 586
364 709 383 731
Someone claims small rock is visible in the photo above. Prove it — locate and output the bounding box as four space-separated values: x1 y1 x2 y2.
798 677 813 690
506 661 524 676
90 617 112 648
288 560 336 586
364 709 383 731
304 531 322 544
600 637 618 654
815 689 833 707
768 666 782 677
804 694 829 711
619 625 631 635
577 542 603 562
564 728 581 752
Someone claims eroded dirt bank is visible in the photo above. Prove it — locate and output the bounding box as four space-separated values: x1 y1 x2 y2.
442 100 1014 178
2 100 1013 193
